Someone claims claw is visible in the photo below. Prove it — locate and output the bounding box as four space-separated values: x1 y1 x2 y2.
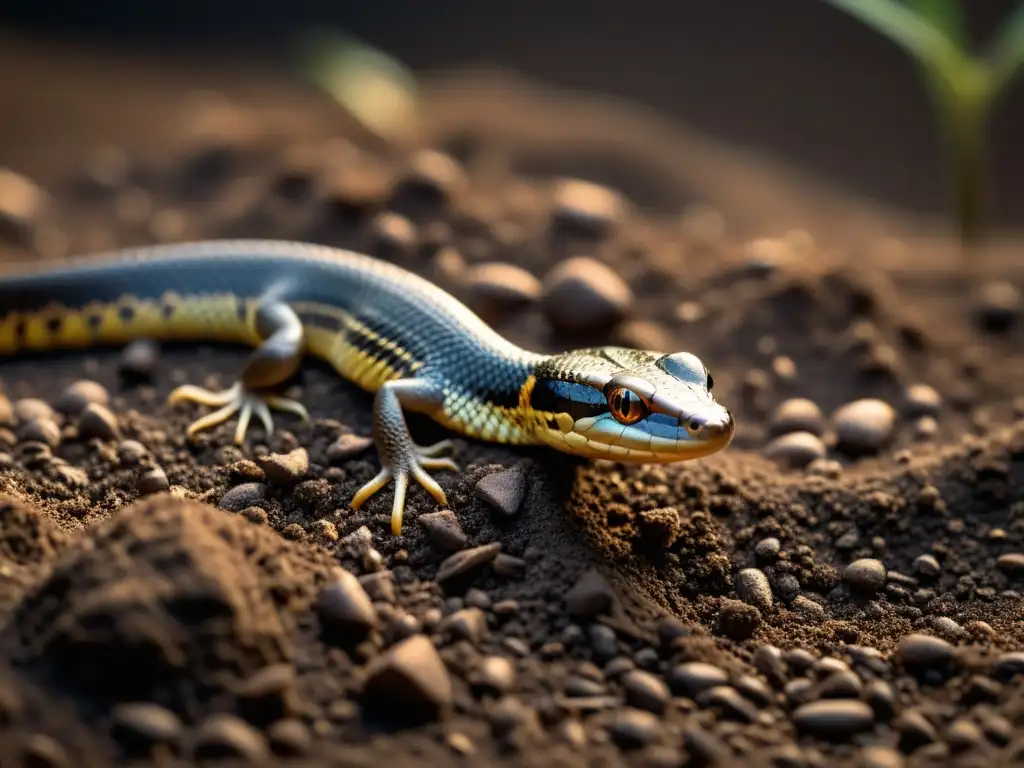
168 381 308 445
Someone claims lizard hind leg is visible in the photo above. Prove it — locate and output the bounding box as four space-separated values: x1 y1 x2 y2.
167 299 309 444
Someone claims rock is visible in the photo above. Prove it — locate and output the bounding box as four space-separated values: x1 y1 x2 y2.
913 554 941 578
894 709 937 751
362 635 453 721
817 670 863 699
325 433 374 462
566 568 615 618
604 708 662 750
266 718 311 756
903 383 941 416
620 669 670 714
254 448 309 487
78 403 121 441
587 624 618 661
463 262 542 320
697 685 758 722
395 149 466 205
764 431 827 468
17 418 61 448
843 559 887 595
418 510 467 551
735 568 774 612
370 211 416 258
471 656 516 697
930 616 963 640
14 398 55 424
895 634 954 672
832 398 897 454
117 440 148 465
667 662 729 697
754 537 781 562
973 280 1021 334
773 573 800 603
219 483 269 512
493 553 527 578
992 652 1024 681
192 713 269 761
996 553 1024 574
791 595 825 617
792 700 874 740
316 568 379 636
435 542 501 584
718 599 760 640
540 257 633 334
111 702 183 754
474 466 526 517
119 339 160 380
438 607 488 644
136 467 170 496
55 380 109 416
0 168 47 241
550 178 626 238
769 398 825 436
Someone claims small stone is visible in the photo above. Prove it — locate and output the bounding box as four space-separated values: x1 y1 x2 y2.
832 399 897 454
19 734 69 768
817 670 863 699
913 554 941 578
254 448 309 487
859 746 904 768
996 553 1024 574
791 595 826 617
683 729 729 765
973 280 1021 334
930 616 963 640
119 339 159 380
773 573 801 602
697 685 758 722
77 402 120 441
843 559 887 595
551 178 626 238
755 537 781 562
864 679 896 720
136 467 170 496
769 398 825 436
192 713 269 761
793 700 874 740
620 669 670 714
117 439 148 465
0 168 47 240
903 384 941 416
111 702 183 753
55 380 109 415
474 466 526 517
316 568 379 635
370 211 416 258
895 634 954 671
266 719 311 756
541 257 633 334
358 571 394 603
765 431 827 468
14 398 54 423
667 662 729 697
894 709 937 751
436 542 501 584
471 656 516 697
219 482 269 511
564 676 605 698
718 598 761 640
463 262 542 320
605 708 662 750
445 732 475 756
17 418 61 448
734 674 772 705
752 645 787 686
438 607 488 644
338 526 373 558
418 509 467 551
946 718 983 752
362 635 453 721
992 652 1024 681
326 433 374 462
587 624 618 661
396 149 466 205
735 568 774 612
311 518 339 544
566 568 615 618
493 553 527 578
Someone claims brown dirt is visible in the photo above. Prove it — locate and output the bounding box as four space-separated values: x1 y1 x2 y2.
0 37 1023 768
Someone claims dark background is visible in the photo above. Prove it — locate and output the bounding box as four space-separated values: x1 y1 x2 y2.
1 0 1022 228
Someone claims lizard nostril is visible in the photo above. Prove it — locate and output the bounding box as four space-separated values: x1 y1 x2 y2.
684 415 706 436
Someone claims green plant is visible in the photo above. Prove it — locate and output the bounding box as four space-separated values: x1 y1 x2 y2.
824 0 1024 251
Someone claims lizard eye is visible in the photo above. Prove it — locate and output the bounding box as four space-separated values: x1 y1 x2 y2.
607 387 647 425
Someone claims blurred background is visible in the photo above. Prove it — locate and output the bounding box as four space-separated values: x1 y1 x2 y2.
1 0 1022 233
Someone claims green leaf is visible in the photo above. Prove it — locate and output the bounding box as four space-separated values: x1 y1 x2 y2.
985 2 1024 97
906 0 967 50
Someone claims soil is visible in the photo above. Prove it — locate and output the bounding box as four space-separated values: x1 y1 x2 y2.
0 36 1023 768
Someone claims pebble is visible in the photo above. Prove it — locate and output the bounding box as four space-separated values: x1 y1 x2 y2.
54 380 109 415
493 553 527 578
474 466 526 517
832 399 897 454
463 262 542 319
843 559 887 594
111 702 183 752
996 553 1024 574
219 483 269 512
315 568 379 633
439 607 488 644
565 568 615 617
136 467 170 496
396 149 466 204
540 257 633 334
435 542 501 583
588 624 618 660
0 168 47 240
551 178 626 238
78 403 121 441
370 211 416 257
946 718 983 752
17 418 61 448
192 713 269 761
117 440 148 465
620 669 670 714
325 433 374 462
765 431 827 468
735 568 774 612
254 448 309 487
895 634 954 671
718 599 760 640
817 670 863 699
471 656 516 696
972 280 1021 333
913 415 938 441
362 635 453 720
752 645 787 687
991 652 1024 681
684 728 730 765
769 398 825 436
791 595 826 617
697 685 758 722
14 398 55 423
604 708 662 749
894 709 936 750
773 572 801 602
667 662 729 697
913 554 941 578
754 537 782 562
119 339 159 380
266 719 311 756
19 734 69 768
858 746 904 768
864 679 896 720
417 509 467 551
903 383 941 416
930 616 964 640
734 674 772 706
792 700 874 739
